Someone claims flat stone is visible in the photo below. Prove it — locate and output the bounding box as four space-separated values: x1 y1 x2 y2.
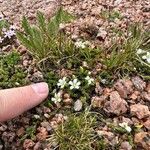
130 104 150 119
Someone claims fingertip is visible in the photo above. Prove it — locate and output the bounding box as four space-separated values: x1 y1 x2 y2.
31 82 49 98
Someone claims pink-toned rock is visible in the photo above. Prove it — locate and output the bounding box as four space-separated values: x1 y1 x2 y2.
132 76 146 91
104 91 128 115
91 96 106 108
16 127 25 137
146 83 150 93
114 79 133 98
130 104 150 119
33 142 42 150
134 132 150 150
36 127 48 141
97 130 119 146
142 92 150 102
121 117 133 125
120 141 132 150
103 88 112 96
23 139 35 149
95 82 103 95
130 91 140 100
143 119 150 130
41 121 52 132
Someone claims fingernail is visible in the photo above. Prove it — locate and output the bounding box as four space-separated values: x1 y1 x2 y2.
31 82 49 94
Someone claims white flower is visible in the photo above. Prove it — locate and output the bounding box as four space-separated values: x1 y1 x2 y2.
101 79 106 84
88 71 91 75
85 76 94 85
75 40 90 49
119 122 132 133
57 77 67 89
0 37 3 43
71 34 78 39
4 30 16 39
75 40 86 49
34 115 40 119
69 79 81 90
84 41 90 45
142 52 150 63
51 92 62 104
9 25 16 30
97 28 107 39
59 23 65 29
136 49 145 54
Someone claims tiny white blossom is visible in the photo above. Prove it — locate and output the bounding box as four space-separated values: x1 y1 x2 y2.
69 79 81 90
57 77 67 89
84 41 90 45
59 23 65 29
101 79 106 84
9 25 16 30
119 122 132 133
51 92 62 104
75 40 86 49
34 115 40 119
85 76 94 85
137 49 145 54
4 30 16 39
75 40 90 49
88 71 91 75
142 52 150 63
71 34 78 39
0 37 3 43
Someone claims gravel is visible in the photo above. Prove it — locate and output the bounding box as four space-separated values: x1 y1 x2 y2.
0 0 150 149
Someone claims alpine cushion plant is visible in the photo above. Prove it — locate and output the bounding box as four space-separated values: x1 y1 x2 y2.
0 51 28 89
49 67 96 106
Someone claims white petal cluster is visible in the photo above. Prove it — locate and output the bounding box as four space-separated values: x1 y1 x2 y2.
142 52 150 64
137 49 150 64
0 37 3 43
57 77 67 89
51 92 62 104
119 122 132 133
69 79 81 90
85 76 94 85
136 49 145 54
4 30 16 39
75 40 90 49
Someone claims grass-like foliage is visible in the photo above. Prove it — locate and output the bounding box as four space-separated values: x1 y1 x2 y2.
101 24 150 81
17 8 101 70
49 111 99 150
17 8 75 65
0 51 28 89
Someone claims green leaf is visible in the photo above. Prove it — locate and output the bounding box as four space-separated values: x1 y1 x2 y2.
37 11 47 32
22 16 32 35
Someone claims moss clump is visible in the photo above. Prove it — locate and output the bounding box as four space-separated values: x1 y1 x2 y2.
0 51 28 89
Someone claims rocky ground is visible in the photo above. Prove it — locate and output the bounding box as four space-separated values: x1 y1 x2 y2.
0 0 150 150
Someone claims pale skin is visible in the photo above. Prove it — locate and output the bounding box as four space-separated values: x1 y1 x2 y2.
0 82 49 122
